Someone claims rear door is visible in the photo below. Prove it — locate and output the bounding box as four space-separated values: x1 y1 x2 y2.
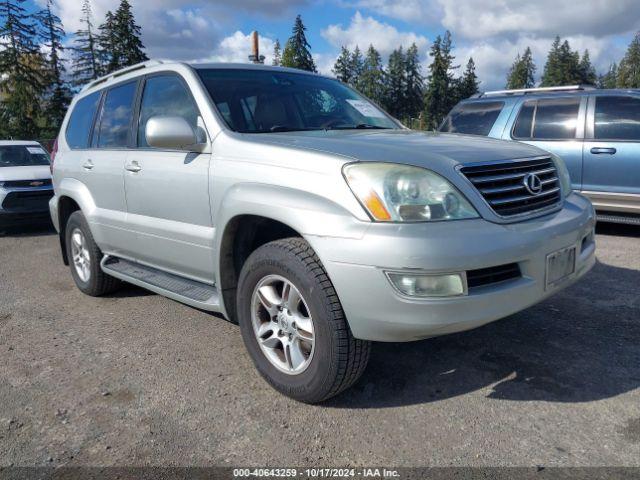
582 94 640 212
75 83 138 256
123 73 214 283
510 96 586 190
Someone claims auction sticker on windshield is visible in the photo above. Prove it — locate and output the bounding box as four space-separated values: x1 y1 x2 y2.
346 99 386 118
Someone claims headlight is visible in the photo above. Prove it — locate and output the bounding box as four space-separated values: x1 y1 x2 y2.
343 163 479 222
551 153 572 198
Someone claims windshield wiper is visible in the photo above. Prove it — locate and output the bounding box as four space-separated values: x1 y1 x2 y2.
329 124 392 130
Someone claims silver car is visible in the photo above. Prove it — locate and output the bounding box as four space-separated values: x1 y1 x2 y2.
50 60 596 403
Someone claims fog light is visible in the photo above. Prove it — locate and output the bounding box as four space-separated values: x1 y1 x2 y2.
386 272 466 297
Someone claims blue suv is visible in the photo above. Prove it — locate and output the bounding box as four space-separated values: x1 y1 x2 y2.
440 86 640 224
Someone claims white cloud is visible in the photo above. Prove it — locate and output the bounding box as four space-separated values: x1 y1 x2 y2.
342 0 436 24
201 31 276 65
437 0 640 39
321 11 429 58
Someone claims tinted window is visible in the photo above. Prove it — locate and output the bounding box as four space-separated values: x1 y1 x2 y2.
97 81 137 148
594 96 640 140
196 69 398 133
0 145 49 167
439 101 504 136
138 75 199 148
513 98 581 140
66 92 100 149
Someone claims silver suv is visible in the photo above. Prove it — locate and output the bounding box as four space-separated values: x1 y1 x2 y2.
50 60 596 403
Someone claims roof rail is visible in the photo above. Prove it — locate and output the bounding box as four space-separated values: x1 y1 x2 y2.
473 85 596 98
81 60 164 92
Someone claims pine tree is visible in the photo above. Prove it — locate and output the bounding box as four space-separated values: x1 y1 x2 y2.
37 0 71 137
383 47 406 119
578 50 597 85
113 0 147 67
617 32 640 88
404 43 424 119
72 0 101 85
423 31 456 130
541 37 581 86
333 46 352 84
281 15 316 72
0 0 46 139
357 45 385 105
506 47 536 89
456 57 479 100
272 39 281 66
350 46 364 87
98 10 120 73
598 63 618 89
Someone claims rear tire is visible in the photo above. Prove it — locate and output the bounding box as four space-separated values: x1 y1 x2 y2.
65 211 121 296
237 237 370 403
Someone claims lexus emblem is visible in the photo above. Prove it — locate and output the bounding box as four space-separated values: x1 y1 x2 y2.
523 173 543 195
29 181 44 187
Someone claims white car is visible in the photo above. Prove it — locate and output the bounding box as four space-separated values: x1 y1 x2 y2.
0 141 53 228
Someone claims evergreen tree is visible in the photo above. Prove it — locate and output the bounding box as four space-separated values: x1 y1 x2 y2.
404 43 424 119
357 44 385 105
598 63 618 89
423 31 456 130
113 0 147 67
99 0 147 74
541 37 581 86
578 50 597 85
0 0 46 139
272 39 281 66
617 32 640 88
72 0 101 85
383 47 406 118
350 46 364 87
281 15 316 72
333 46 352 84
506 47 536 89
37 0 71 137
98 10 120 73
456 57 479 100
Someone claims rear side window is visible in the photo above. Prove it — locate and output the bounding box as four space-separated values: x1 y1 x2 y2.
439 101 504 136
137 75 199 148
594 96 640 140
96 81 137 148
513 97 581 140
66 92 100 149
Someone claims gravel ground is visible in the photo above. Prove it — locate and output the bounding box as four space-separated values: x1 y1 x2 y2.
0 221 639 468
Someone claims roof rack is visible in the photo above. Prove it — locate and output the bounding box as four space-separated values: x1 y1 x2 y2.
81 60 164 92
472 85 596 98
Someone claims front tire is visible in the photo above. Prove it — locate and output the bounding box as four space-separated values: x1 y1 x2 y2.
237 237 370 403
65 210 120 296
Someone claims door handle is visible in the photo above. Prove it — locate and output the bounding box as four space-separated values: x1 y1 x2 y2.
590 147 617 155
125 161 142 173
82 160 94 170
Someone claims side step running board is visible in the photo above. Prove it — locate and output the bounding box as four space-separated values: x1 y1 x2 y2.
597 213 640 226
101 256 222 312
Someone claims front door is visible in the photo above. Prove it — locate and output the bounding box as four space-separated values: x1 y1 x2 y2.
123 74 214 283
582 94 640 212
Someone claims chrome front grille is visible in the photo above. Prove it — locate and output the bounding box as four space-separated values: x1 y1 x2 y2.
460 157 561 217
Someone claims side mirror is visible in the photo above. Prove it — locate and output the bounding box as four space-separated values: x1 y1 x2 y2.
145 116 205 152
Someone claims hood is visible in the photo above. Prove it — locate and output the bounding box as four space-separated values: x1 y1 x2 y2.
0 165 51 182
243 129 548 170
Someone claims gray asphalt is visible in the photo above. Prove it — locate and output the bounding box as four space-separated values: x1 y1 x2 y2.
0 222 639 467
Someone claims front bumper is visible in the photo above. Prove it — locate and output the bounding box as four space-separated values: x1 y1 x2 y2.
0 186 54 227
307 193 596 342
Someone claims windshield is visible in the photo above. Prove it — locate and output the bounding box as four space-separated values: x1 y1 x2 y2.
196 68 399 133
0 145 50 167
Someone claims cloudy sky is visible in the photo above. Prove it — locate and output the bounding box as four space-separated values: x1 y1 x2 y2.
31 0 640 89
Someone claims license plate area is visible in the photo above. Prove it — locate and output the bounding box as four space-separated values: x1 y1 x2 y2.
546 246 576 289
